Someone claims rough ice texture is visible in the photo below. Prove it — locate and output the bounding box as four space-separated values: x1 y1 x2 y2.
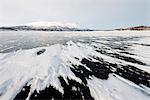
0 31 150 100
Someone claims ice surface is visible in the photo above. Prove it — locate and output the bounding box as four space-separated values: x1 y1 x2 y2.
0 31 150 100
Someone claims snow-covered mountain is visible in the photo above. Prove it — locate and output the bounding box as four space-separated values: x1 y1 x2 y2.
0 22 92 31
27 21 80 28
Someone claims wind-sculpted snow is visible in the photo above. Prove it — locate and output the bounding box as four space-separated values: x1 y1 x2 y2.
0 31 150 100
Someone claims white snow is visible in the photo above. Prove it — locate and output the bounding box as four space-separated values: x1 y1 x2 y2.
87 74 150 100
26 21 80 28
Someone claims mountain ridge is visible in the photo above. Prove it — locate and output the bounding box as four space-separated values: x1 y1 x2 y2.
0 21 92 31
115 26 150 31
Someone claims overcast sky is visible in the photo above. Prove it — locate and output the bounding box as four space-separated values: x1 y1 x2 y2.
0 0 149 29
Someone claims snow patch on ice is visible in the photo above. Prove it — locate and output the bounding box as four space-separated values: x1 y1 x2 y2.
87 74 150 100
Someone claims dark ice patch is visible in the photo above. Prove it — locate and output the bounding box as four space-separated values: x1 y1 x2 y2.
30 86 63 99
36 49 46 55
14 85 30 100
133 43 150 46
114 65 150 87
58 77 94 100
14 85 63 100
119 51 135 55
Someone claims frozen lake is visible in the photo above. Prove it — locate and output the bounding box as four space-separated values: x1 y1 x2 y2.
0 31 150 100
0 31 150 53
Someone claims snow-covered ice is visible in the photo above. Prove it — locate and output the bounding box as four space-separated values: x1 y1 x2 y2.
0 31 150 100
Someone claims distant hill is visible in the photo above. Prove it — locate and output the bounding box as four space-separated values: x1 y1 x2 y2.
116 26 150 31
0 22 92 31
